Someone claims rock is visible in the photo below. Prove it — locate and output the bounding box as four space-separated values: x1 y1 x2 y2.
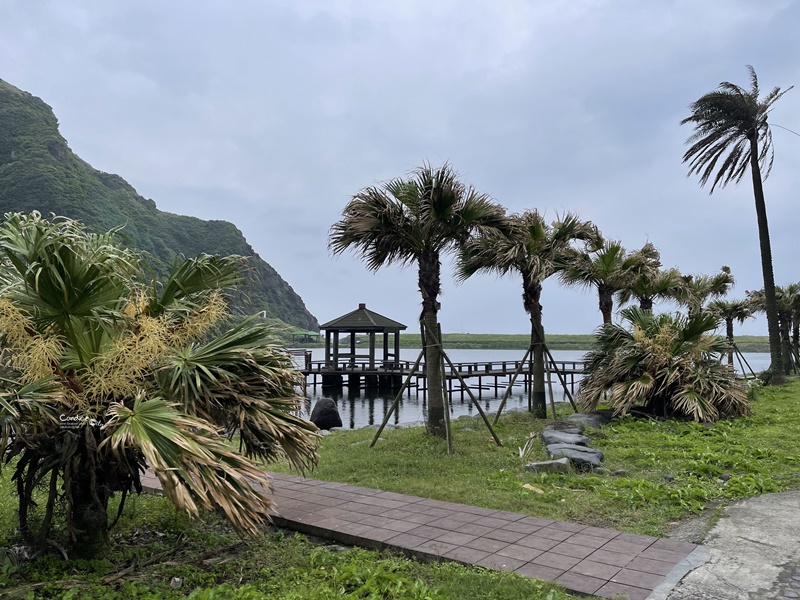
546 443 604 470
330 427 343 432
594 467 607 474
567 413 607 429
545 420 585 434
719 473 731 482
541 429 591 447
310 399 342 430
170 577 184 589
662 474 675 482
524 457 571 474
612 469 628 477
317 429 333 436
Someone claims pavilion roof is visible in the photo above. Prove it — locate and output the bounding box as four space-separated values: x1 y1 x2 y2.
319 303 407 332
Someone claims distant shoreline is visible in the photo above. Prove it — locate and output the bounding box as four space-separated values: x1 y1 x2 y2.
290 333 770 353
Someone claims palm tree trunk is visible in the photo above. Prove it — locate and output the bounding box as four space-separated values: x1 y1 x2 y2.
524 279 546 419
598 285 613 324
749 135 784 382
778 313 792 375
419 250 445 438
726 317 734 365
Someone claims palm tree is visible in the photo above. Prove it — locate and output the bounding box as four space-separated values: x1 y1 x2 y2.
457 211 598 418
0 212 318 557
706 298 754 364
329 163 505 438
749 285 800 374
682 66 792 380
579 307 749 422
559 240 659 325
617 265 683 311
674 267 735 318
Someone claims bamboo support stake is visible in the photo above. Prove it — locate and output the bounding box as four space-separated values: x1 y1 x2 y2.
491 347 532 425
369 349 425 448
545 358 557 420
438 324 453 455
543 345 579 411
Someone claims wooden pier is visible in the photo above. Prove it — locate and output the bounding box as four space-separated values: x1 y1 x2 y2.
296 355 587 398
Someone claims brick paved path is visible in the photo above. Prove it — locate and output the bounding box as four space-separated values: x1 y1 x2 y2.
141 471 704 599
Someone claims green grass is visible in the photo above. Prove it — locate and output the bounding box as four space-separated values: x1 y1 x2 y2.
271 380 800 537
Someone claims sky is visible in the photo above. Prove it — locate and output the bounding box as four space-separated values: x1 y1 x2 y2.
1 0 798 335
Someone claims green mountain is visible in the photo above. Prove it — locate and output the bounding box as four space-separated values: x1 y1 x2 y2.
0 79 318 330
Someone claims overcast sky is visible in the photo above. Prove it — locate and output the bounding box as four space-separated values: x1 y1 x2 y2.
2 1 798 335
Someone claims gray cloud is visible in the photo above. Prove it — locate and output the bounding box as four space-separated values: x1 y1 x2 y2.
2 0 798 336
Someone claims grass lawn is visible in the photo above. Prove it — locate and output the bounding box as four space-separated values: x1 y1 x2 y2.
0 381 797 598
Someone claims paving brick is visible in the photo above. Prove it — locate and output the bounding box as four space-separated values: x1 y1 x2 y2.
568 559 621 580
565 533 611 549
414 539 459 556
579 526 620 540
482 528 527 543
600 539 656 555
516 535 560 552
434 531 478 546
535 527 575 542
495 544 544 562
555 571 606 595
517 516 555 528
463 537 510 553
384 532 430 549
595 581 652 600
586 548 636 568
500 521 542 535
406 525 451 540
625 556 675 576
477 554 527 571
547 521 587 533
530 551 582 570
549 542 596 559
649 538 697 554
639 546 692 563
612 567 664 589
442 546 491 564
515 562 565 581
455 523 495 536
475 516 516 529
403 512 440 525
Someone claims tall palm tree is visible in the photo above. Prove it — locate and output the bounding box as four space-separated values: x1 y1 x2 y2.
559 240 659 325
0 212 318 557
682 66 792 380
329 163 505 438
617 265 683 311
674 267 735 318
707 298 754 364
457 211 598 418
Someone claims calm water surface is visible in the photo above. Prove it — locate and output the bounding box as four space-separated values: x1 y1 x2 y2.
295 348 769 429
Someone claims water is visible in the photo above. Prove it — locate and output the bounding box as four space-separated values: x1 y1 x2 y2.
296 348 770 429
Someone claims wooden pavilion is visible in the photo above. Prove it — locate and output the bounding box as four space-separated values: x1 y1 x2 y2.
318 303 407 388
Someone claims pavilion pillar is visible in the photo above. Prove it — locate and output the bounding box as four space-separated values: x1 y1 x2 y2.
394 331 400 368
332 331 339 368
325 330 332 367
369 332 376 369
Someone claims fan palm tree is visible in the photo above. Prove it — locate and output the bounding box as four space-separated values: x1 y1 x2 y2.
748 285 799 374
682 66 792 380
674 267 735 318
559 240 659 325
706 298 754 364
579 307 749 422
617 266 683 311
0 212 318 557
457 211 598 418
329 163 505 438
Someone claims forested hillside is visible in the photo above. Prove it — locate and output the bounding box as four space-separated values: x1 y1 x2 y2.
0 79 317 329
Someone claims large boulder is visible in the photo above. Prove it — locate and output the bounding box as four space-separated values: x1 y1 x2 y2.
542 429 591 447
310 399 343 430
567 413 608 429
545 420 585 435
546 443 604 470
524 457 571 474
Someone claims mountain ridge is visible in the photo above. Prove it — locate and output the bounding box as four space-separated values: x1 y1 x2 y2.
0 79 318 330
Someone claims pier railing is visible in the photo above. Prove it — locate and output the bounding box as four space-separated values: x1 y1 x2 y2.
301 358 587 376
